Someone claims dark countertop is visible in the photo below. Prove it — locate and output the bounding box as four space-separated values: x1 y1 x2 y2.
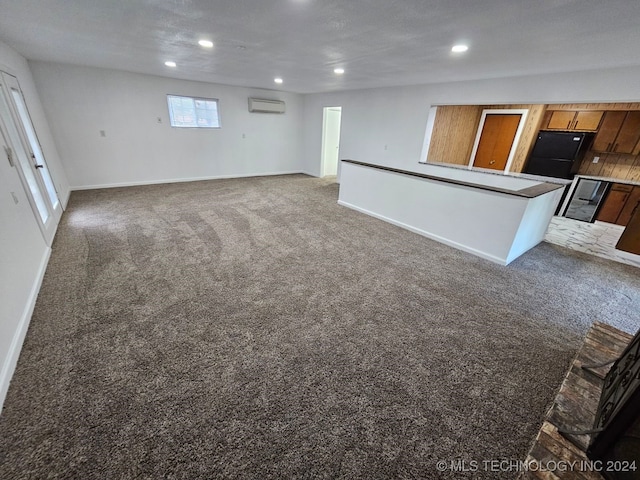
342 159 565 199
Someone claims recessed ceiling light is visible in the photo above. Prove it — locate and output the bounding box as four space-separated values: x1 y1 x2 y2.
164 61 177 67
198 39 214 48
334 68 345 75
274 77 283 84
451 44 469 53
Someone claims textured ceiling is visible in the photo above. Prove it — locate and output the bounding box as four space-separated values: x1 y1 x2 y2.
1 0 640 93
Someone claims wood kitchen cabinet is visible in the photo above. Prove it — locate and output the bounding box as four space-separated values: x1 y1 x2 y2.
617 185 640 226
592 111 627 152
592 111 640 154
616 202 640 255
596 183 640 226
544 110 603 131
614 111 640 154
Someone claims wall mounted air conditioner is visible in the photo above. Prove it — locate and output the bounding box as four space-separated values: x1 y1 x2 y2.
248 98 285 114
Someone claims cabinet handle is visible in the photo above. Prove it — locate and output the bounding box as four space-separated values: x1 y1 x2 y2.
574 121 579 129
614 143 619 152
567 120 572 129
607 142 612 151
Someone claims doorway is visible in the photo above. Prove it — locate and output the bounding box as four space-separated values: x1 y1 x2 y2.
321 106 342 177
0 71 62 245
468 109 528 172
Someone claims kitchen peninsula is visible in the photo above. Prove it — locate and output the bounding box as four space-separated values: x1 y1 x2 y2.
338 160 565 265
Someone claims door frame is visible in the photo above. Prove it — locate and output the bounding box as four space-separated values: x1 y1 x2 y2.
320 106 342 178
467 109 529 173
0 71 62 245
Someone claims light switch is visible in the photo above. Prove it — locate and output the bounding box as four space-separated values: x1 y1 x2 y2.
100 130 106 137
592 156 600 164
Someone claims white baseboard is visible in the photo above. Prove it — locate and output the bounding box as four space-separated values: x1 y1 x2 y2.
337 200 508 265
70 170 310 191
0 246 52 412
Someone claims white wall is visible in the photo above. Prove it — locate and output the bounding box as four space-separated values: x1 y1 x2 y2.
0 41 69 410
302 65 640 177
29 62 307 189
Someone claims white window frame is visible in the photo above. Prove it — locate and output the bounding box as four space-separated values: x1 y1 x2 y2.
167 94 221 129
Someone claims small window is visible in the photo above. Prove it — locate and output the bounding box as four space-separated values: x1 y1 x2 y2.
167 95 220 128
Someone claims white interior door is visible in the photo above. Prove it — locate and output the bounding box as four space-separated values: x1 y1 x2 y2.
321 106 342 177
0 72 61 245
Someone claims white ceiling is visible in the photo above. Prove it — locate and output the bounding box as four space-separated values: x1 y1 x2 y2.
1 0 640 94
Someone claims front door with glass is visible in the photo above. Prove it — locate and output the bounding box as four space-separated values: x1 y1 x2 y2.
0 71 62 245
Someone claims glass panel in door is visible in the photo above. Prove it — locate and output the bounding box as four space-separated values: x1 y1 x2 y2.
10 85 60 211
0 72 58 244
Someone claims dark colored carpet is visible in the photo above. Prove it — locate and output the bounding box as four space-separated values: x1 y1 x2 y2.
1 174 638 479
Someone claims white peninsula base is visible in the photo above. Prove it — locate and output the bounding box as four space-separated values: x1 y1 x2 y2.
338 160 565 265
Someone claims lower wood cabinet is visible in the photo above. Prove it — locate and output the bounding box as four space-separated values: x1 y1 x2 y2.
616 204 640 255
596 183 640 226
617 186 640 226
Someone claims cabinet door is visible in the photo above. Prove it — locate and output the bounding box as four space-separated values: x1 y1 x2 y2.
613 111 640 154
572 111 603 131
596 183 633 224
547 111 575 130
616 202 640 255
592 111 627 152
616 186 640 226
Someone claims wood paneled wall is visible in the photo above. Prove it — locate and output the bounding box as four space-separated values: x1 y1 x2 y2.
427 105 482 165
427 102 640 179
578 151 640 181
426 104 544 171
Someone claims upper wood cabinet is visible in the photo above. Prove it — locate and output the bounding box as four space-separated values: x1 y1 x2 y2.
544 110 603 131
592 111 627 152
592 111 640 154
615 111 640 154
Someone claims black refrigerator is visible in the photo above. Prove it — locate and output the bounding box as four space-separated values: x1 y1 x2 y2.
524 131 593 179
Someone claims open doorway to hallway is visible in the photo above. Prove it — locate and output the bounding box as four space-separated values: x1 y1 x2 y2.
321 106 342 178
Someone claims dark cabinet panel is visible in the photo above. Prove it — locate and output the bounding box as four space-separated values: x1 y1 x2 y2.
592 111 626 152
613 111 640 154
616 204 640 255
596 183 633 225
592 111 640 154
617 186 640 226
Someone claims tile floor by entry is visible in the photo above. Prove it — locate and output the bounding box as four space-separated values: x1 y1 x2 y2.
545 216 640 268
